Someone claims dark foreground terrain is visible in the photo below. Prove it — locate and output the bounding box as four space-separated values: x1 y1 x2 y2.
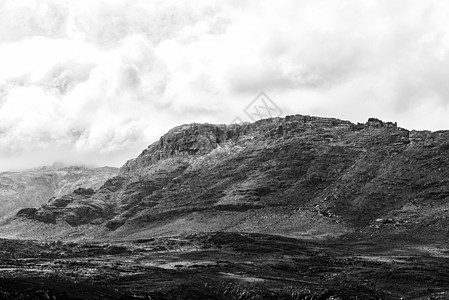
0 232 448 300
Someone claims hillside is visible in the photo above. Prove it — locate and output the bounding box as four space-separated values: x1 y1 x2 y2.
0 165 118 217
3 114 449 243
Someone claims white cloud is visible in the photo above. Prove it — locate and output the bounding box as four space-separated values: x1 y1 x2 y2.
1 0 449 171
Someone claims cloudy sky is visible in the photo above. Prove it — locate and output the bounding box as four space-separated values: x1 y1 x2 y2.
1 0 449 171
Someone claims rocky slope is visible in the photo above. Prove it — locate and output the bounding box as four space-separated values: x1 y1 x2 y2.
0 165 118 217
4 114 449 243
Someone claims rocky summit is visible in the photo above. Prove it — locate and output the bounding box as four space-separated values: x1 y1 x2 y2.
3 114 449 243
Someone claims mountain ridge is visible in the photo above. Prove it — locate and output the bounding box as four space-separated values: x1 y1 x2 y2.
120 116 401 175
3 114 449 243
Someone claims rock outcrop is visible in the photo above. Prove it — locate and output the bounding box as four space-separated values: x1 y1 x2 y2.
6 114 449 243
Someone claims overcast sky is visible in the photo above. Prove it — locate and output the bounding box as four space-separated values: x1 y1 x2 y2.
1 0 449 171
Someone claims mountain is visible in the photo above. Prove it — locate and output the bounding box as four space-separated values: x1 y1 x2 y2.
0 165 118 218
3 114 449 243
3 114 449 299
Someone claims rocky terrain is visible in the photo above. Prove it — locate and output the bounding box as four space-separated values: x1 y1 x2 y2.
1 232 448 299
0 165 118 217
2 114 449 299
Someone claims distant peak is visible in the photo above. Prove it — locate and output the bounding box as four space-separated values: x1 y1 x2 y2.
30 163 90 172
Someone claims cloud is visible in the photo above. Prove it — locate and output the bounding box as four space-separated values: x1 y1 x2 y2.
1 0 449 171
0 0 68 43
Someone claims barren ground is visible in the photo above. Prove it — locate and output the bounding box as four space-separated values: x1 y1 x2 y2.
0 232 448 299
